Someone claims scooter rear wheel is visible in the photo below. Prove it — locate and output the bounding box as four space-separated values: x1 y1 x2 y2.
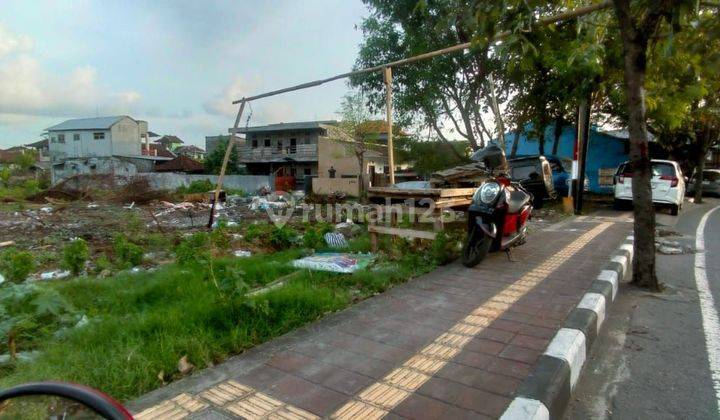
461 225 492 267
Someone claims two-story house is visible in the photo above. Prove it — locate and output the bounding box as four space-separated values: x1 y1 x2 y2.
47 116 147 160
45 116 171 184
230 120 389 194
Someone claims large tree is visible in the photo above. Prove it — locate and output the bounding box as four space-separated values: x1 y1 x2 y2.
610 0 697 290
351 0 509 151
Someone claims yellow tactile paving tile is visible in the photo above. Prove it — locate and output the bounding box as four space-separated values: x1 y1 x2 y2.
331 222 612 419
449 322 483 336
198 380 253 406
384 367 430 391
331 400 388 420
358 383 410 410
136 380 319 420
134 393 208 420
434 332 472 348
403 354 446 374
226 393 284 419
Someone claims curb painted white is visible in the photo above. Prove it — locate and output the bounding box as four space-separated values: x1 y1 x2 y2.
694 205 720 408
577 293 607 333
597 270 619 300
610 254 628 277
501 233 633 419
544 328 587 389
500 397 550 420
619 243 634 259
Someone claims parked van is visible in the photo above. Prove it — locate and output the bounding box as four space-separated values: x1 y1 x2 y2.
613 159 686 215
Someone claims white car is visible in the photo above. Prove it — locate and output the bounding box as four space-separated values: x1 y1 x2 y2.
613 159 686 215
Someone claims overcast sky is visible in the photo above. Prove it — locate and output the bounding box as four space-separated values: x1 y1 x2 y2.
0 0 369 148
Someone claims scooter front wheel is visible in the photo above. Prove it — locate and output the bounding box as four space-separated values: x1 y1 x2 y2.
461 224 492 267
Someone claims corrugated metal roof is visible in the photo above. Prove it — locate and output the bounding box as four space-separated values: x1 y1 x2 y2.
46 116 128 131
231 120 337 134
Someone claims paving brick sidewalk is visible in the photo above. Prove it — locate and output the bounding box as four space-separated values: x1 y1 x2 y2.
129 216 630 419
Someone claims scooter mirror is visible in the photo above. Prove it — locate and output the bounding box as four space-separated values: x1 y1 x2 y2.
0 382 132 420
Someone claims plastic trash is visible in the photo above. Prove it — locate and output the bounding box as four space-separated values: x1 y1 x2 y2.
292 253 374 273
233 250 252 257
324 232 348 248
75 315 89 328
40 207 53 213
39 270 71 280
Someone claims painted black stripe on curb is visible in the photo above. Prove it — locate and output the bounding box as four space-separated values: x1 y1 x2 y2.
515 355 571 419
588 280 613 304
500 233 633 420
564 308 598 349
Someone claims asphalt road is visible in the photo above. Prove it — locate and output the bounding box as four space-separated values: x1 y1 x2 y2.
566 197 720 419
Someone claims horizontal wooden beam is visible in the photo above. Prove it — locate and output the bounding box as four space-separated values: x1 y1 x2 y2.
368 225 438 240
232 1 612 105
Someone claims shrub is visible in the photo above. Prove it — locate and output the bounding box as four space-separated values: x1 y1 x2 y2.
175 233 210 266
302 229 324 249
177 179 214 195
62 239 89 276
112 236 144 269
429 231 461 265
269 225 297 250
0 248 35 283
210 222 232 251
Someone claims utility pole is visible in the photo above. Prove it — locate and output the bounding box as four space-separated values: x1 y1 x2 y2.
574 95 591 214
384 66 395 185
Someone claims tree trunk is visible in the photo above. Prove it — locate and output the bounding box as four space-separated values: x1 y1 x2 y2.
552 117 563 155
538 131 546 155
694 127 710 203
613 0 659 291
510 130 521 158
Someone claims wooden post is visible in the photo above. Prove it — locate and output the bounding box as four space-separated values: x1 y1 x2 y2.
208 99 246 228
383 67 395 185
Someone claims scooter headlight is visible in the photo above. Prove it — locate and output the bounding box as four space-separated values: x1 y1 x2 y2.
477 182 501 204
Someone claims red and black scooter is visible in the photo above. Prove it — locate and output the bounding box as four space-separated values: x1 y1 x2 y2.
462 145 533 267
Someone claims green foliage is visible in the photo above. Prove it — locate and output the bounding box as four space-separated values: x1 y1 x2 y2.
0 283 77 356
93 255 113 274
112 235 144 269
269 225 297 250
301 222 334 250
210 223 232 251
14 150 38 171
61 239 89 276
0 248 35 283
204 137 241 175
396 137 469 176
245 223 298 250
0 167 10 187
429 231 462 265
352 0 503 150
177 179 214 194
175 233 210 267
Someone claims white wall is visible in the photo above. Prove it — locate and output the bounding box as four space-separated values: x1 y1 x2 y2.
110 117 142 156
49 130 112 159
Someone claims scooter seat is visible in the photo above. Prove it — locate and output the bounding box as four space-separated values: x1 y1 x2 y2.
506 190 530 213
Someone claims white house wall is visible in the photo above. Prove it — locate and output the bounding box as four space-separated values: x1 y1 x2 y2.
110 117 142 156
49 129 112 159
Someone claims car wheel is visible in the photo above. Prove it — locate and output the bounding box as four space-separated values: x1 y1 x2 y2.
670 204 679 216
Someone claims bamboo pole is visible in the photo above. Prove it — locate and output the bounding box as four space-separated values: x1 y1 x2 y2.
231 1 611 105
207 99 246 228
383 66 395 185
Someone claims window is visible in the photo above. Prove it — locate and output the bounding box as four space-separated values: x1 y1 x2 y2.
51 136 57 143
58 134 65 143
252 139 258 148
264 138 270 147
73 134 80 141
93 132 105 140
